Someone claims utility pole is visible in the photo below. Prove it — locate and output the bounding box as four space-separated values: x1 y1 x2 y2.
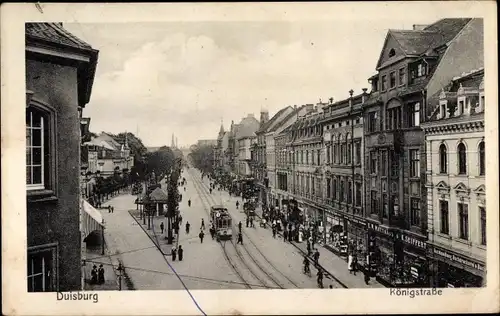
101 219 105 255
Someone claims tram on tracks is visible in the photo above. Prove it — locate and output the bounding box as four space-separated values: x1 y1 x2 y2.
210 205 233 241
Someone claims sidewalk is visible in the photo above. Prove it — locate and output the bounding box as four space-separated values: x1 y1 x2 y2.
254 206 384 288
129 210 177 257
83 246 119 291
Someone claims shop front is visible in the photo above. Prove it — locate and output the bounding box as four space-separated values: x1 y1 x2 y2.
324 211 367 260
367 221 428 287
428 244 485 288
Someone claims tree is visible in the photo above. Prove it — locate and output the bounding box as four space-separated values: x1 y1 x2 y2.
188 144 215 175
165 165 180 244
145 146 175 181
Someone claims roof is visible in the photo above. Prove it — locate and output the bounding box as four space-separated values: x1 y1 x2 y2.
149 187 169 202
235 116 259 140
257 106 292 133
377 18 472 69
26 23 93 50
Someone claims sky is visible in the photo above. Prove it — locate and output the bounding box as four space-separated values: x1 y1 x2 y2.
65 15 451 147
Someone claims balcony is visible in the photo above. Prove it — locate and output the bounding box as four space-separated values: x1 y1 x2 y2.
365 130 403 149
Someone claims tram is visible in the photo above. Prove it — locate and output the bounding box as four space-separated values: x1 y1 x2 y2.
210 205 233 241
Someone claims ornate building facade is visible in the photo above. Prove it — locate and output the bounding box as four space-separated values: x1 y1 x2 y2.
422 69 485 287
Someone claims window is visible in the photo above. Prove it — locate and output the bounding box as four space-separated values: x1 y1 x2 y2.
347 181 352 204
26 108 46 189
479 141 485 175
417 63 427 77
333 144 337 164
410 198 421 226
439 144 447 174
27 248 54 292
326 179 331 198
409 149 420 177
390 71 396 88
458 100 464 115
389 48 396 57
333 178 337 200
370 152 378 174
458 203 469 240
326 146 331 164
398 68 405 85
306 150 309 164
380 151 388 176
368 111 378 133
355 183 362 207
341 144 345 164
458 143 467 174
382 194 388 218
370 191 378 215
440 102 447 119
386 107 401 130
439 200 449 234
381 75 387 91
408 102 420 127
339 178 344 202
371 78 379 92
311 177 315 195
355 142 361 165
480 206 486 245
317 149 321 165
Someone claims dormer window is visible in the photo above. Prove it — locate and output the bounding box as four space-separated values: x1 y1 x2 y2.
439 100 447 119
371 78 379 92
388 48 396 58
458 97 465 116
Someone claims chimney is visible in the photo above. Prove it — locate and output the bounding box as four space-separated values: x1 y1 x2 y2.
362 88 368 103
349 89 354 110
412 24 429 31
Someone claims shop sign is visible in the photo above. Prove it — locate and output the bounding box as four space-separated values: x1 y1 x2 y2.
367 222 390 236
434 248 485 272
348 216 367 227
399 233 426 250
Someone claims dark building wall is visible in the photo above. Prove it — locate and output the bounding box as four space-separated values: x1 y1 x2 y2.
26 59 82 291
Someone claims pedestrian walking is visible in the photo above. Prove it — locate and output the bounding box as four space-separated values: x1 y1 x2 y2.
160 222 164 234
201 218 205 230
185 221 191 234
283 229 288 242
352 255 358 276
348 253 354 274
188 199 191 207
178 245 184 261
98 264 105 284
272 227 276 238
179 215 183 226
236 232 243 245
317 269 324 288
91 265 98 284
209 226 215 239
313 249 320 267
236 201 239 209
199 230 205 243
250 217 254 228
111 206 114 213
209 188 212 194
307 240 311 256
108 205 112 213
171 247 177 261
288 230 293 242
184 187 186 191
364 268 370 285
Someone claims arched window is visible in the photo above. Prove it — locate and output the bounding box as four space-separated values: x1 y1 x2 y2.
389 48 396 57
439 144 447 174
458 143 467 174
479 141 485 175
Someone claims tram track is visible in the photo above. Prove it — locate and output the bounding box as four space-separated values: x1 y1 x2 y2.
190 169 274 289
191 169 299 289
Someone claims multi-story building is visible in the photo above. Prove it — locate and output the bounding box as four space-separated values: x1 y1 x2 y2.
278 104 325 226
83 132 134 177
320 91 368 262
227 114 260 178
422 68 485 288
215 123 227 174
362 18 483 287
26 22 98 291
251 107 295 206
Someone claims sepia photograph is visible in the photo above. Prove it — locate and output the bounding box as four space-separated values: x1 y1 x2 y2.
2 2 498 315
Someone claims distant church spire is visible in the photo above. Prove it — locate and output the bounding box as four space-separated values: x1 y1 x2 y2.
171 133 175 148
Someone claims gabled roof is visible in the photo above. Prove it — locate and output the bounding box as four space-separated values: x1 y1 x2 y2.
257 106 292 133
376 18 472 69
26 23 93 50
149 187 169 202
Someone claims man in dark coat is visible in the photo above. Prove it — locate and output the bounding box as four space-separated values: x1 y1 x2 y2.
283 229 288 243
238 221 242 233
98 264 105 284
199 230 205 243
171 247 177 261
236 232 243 245
178 245 184 261
160 222 164 234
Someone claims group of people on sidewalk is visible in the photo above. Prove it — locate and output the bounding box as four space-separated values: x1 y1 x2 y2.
90 264 105 285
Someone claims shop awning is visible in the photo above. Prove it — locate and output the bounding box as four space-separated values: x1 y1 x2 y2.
80 199 104 239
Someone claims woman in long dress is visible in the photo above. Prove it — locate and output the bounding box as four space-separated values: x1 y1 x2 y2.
347 253 354 274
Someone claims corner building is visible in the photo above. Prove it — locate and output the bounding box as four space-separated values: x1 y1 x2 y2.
362 18 483 287
422 69 485 287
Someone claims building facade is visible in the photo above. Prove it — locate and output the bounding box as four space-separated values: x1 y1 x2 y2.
26 22 98 292
320 92 367 262
362 18 483 287
238 136 256 176
422 69 485 288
